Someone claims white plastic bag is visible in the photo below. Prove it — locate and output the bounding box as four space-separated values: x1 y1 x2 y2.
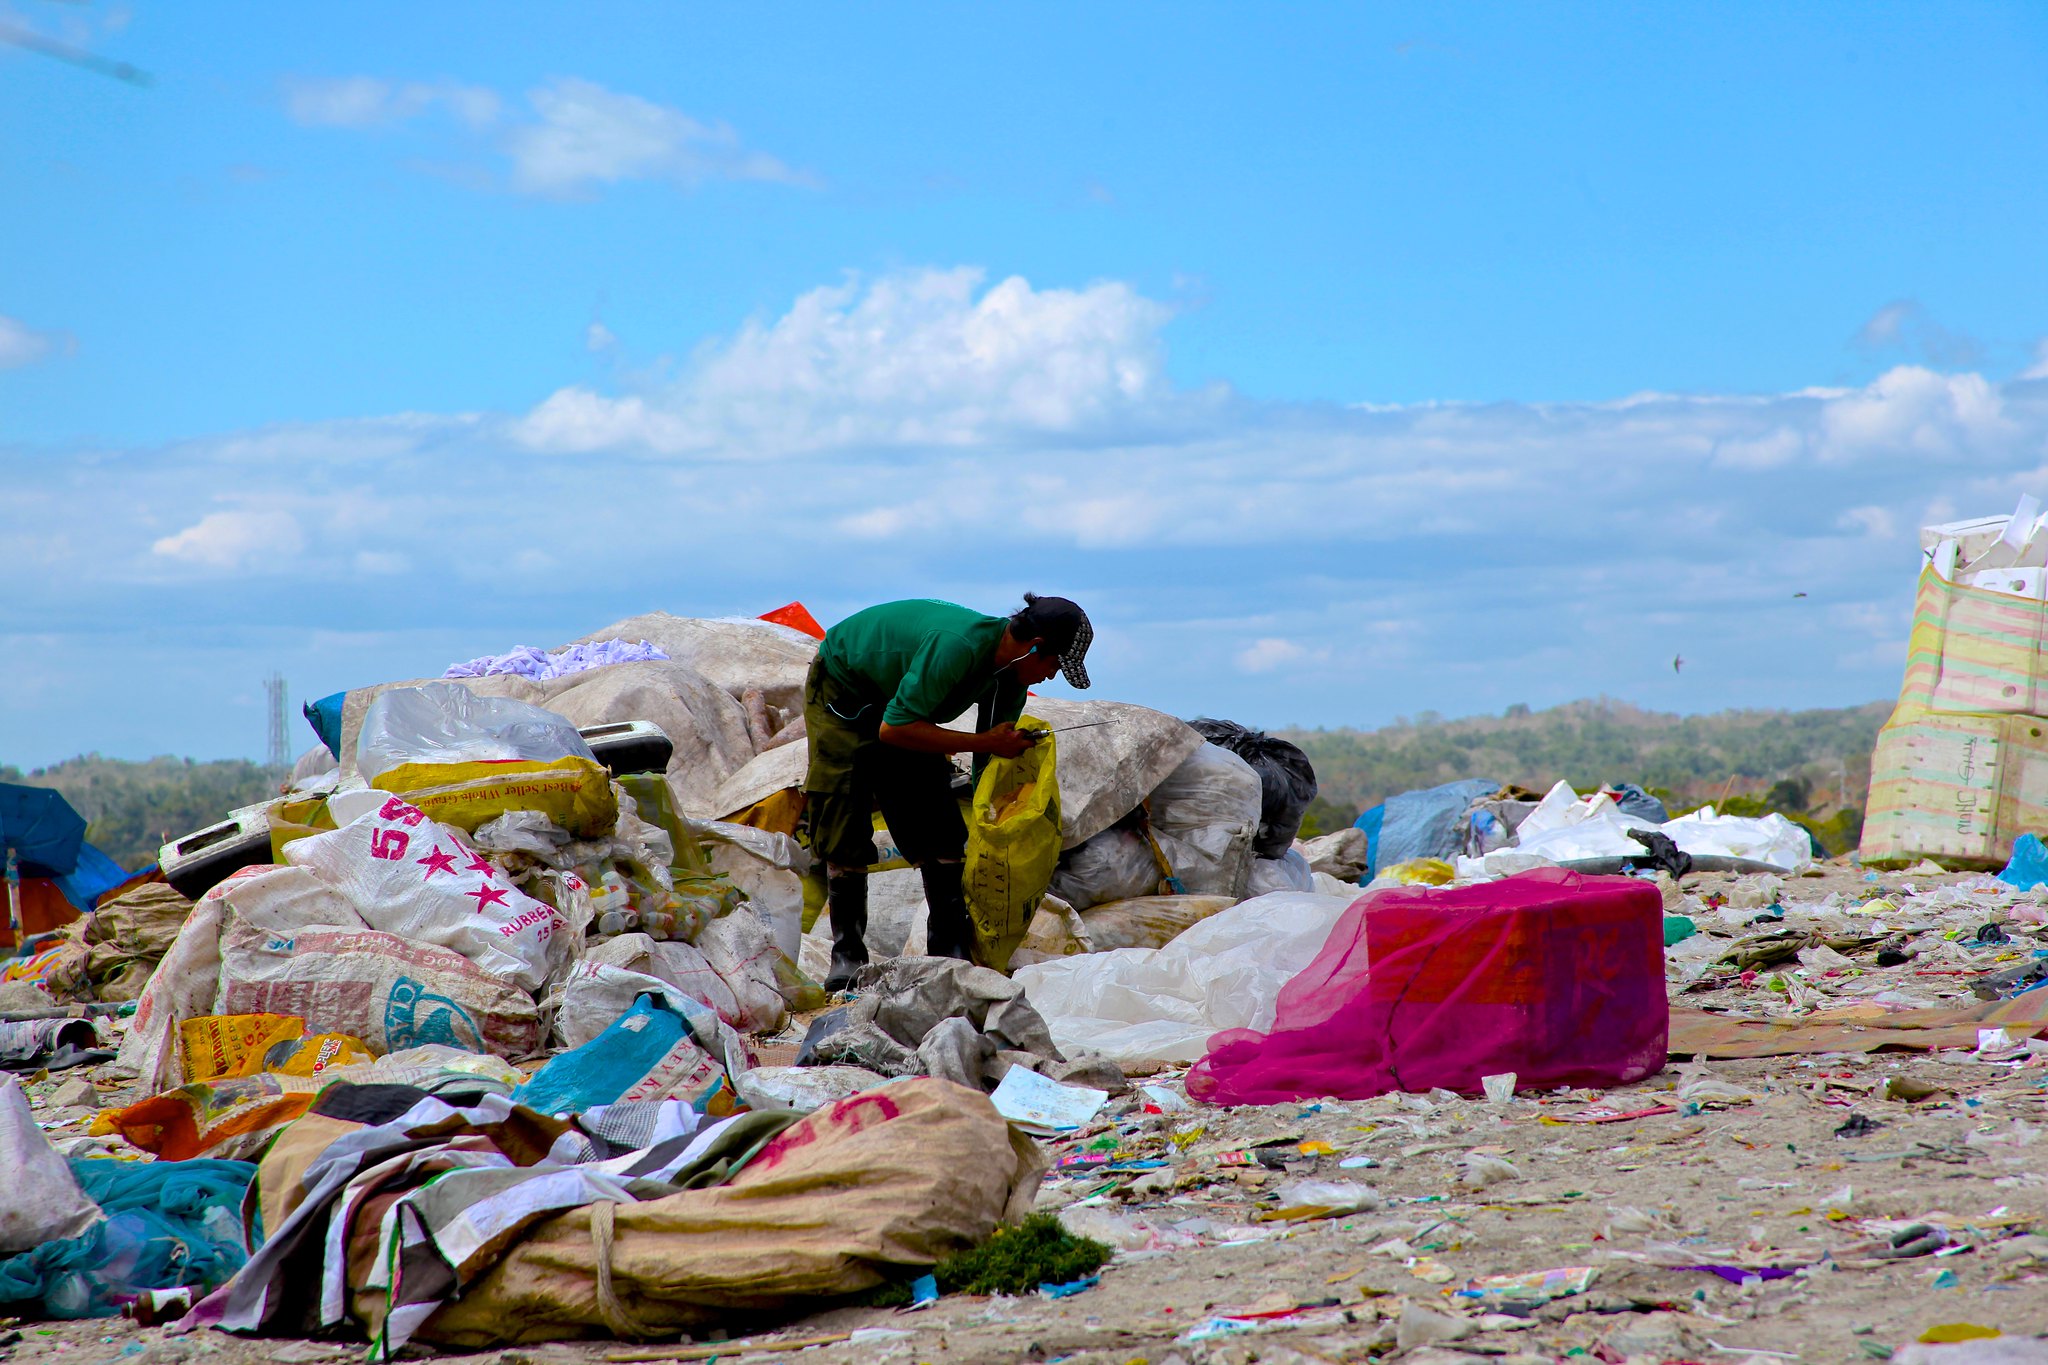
1296 827 1370 881
1049 828 1161 910
471 810 573 858
1012 890 1357 1067
0 1075 101 1252
578 934 741 1028
695 910 797 1034
1018 699 1206 848
1659 806 1814 871
733 1065 887 1114
356 681 597 779
1148 743 1262 898
285 799 570 992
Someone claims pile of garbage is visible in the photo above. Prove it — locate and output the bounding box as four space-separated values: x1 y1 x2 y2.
1356 775 1816 882
0 608 1370 1345
6 602 2042 1360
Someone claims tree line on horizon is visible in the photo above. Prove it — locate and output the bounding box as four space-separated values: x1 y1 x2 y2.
2 696 1892 870
1280 696 1888 854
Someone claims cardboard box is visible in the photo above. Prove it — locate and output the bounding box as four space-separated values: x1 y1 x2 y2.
1860 711 2048 867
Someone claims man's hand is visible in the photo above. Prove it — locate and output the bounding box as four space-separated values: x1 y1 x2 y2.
978 722 1035 759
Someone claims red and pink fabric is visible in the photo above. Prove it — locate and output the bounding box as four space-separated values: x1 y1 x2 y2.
1188 868 1667 1105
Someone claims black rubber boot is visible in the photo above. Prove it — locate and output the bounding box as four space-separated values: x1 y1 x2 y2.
921 859 975 962
823 868 870 992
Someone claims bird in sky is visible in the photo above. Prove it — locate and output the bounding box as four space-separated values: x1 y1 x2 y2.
1793 591 1808 599
1673 654 1685 674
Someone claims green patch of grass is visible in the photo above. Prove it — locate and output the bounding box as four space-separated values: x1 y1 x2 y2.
867 1213 1111 1305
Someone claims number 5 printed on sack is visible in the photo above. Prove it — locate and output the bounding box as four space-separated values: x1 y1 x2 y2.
370 828 411 861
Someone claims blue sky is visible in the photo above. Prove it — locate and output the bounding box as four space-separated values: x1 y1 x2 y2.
5 3 2048 766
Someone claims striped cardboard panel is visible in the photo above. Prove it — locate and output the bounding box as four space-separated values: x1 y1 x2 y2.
1860 711 2048 867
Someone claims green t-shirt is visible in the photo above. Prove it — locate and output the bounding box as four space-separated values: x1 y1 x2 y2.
817 599 1025 728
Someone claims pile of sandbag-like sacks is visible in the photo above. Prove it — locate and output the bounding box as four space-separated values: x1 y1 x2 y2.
112 677 823 1157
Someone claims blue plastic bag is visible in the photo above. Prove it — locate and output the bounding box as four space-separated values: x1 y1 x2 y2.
1999 833 2048 890
514 994 734 1117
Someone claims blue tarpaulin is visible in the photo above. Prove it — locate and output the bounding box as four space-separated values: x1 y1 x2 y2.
1357 777 1502 879
52 845 144 913
0 783 87 878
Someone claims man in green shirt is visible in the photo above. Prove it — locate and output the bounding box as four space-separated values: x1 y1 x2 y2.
804 593 1094 990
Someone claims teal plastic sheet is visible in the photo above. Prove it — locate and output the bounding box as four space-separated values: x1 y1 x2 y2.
0 1157 255 1318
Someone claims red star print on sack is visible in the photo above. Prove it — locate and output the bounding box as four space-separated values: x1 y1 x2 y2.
417 847 459 880
467 884 510 913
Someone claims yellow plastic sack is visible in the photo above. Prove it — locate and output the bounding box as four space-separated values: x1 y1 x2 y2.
179 1013 379 1082
1380 857 1456 886
267 793 338 861
963 717 1062 971
180 1014 304 1083
370 755 617 838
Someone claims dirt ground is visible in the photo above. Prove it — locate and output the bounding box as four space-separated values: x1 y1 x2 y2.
10 860 2048 1364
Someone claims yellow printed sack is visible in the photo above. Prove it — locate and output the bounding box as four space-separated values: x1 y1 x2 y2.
178 1013 380 1083
180 1013 304 1083
964 717 1062 971
370 756 618 839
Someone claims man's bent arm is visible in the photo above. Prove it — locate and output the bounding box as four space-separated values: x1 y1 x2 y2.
878 719 1007 755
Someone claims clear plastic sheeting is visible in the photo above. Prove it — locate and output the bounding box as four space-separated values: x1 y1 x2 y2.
356 683 597 780
1011 890 1358 1068
1247 850 1315 896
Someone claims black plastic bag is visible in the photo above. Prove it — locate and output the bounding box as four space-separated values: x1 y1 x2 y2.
1624 827 1693 878
1187 718 1319 859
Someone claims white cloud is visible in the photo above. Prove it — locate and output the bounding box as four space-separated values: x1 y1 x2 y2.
514 267 1172 454
2023 339 2048 382
515 388 693 454
280 74 805 199
151 509 305 569
1852 299 1979 367
1836 505 1897 539
1235 638 1309 674
0 314 67 369
1818 365 2008 462
506 78 812 197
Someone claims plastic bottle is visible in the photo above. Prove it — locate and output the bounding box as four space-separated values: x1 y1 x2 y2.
639 909 676 941
595 908 640 937
590 872 630 917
